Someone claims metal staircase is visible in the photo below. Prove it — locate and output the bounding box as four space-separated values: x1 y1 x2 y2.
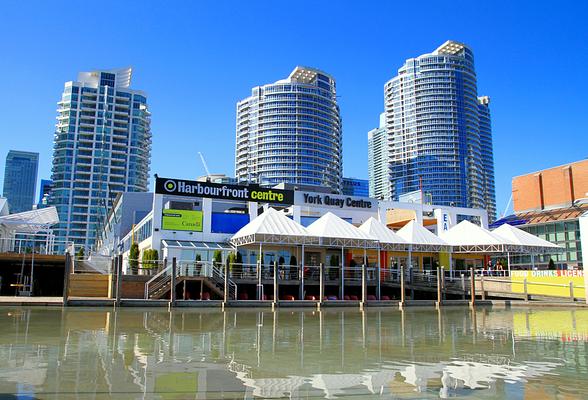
144 261 237 300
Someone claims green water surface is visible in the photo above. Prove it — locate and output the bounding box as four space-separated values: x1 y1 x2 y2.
0 306 587 399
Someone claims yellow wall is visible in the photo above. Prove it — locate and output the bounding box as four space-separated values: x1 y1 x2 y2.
510 270 585 299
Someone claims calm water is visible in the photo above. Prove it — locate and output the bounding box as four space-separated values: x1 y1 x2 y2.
0 306 587 399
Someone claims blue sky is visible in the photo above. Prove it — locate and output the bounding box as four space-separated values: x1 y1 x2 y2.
0 1 586 216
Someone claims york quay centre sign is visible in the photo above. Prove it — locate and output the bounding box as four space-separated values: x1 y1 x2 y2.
156 177 294 205
295 192 376 209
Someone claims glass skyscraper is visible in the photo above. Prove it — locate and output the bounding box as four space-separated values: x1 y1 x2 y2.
38 179 54 208
342 177 369 197
235 66 342 192
384 40 496 221
51 68 151 250
2 150 39 213
367 113 389 199
477 96 496 220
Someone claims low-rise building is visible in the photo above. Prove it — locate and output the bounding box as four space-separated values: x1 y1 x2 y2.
96 175 491 274
492 159 588 269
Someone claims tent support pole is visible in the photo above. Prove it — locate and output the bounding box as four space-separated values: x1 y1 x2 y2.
363 247 367 305
300 244 305 301
258 243 263 301
376 248 381 300
408 245 413 299
340 246 345 300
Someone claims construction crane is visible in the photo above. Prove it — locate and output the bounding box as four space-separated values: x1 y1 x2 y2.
501 193 513 219
198 152 211 180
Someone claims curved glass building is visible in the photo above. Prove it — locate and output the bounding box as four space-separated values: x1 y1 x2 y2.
384 40 496 221
51 68 152 250
235 66 342 192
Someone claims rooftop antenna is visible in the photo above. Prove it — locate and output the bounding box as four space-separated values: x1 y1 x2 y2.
198 152 211 180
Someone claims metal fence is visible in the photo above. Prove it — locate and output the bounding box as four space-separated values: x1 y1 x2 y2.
0 237 74 256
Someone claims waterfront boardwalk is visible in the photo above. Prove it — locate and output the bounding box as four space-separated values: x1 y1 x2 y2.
1 296 586 308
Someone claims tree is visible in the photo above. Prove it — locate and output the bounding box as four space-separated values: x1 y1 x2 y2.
548 258 556 270
142 249 159 270
213 250 222 266
76 247 85 259
129 243 139 273
226 252 236 271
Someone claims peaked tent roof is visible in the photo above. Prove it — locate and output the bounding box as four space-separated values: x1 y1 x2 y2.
0 206 59 233
492 223 562 253
230 208 314 246
306 212 377 247
440 220 514 253
359 217 407 250
396 220 449 251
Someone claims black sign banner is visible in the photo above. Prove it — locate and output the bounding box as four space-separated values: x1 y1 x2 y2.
155 177 294 205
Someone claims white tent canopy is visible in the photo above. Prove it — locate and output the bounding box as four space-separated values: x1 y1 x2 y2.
359 217 407 251
230 208 314 246
440 220 516 253
229 210 561 255
396 220 449 252
306 212 377 247
0 206 59 233
492 223 562 253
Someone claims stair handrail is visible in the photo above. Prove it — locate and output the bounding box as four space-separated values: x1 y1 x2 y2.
211 264 237 300
145 262 173 299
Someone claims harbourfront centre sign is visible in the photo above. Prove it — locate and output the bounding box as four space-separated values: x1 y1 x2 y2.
155 177 294 205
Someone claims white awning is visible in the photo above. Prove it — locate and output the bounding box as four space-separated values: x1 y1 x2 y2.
230 207 314 246
441 220 515 253
396 220 449 252
492 223 562 253
0 206 59 233
162 240 233 250
358 217 408 251
306 212 377 248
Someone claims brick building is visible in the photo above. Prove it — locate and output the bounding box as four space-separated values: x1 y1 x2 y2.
493 159 588 269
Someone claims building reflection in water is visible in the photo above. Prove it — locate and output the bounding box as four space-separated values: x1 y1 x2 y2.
0 306 586 399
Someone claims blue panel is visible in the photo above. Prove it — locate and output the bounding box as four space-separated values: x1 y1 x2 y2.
300 215 352 227
211 213 250 234
300 216 319 227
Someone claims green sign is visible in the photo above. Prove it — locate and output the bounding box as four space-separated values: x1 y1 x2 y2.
162 209 203 232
